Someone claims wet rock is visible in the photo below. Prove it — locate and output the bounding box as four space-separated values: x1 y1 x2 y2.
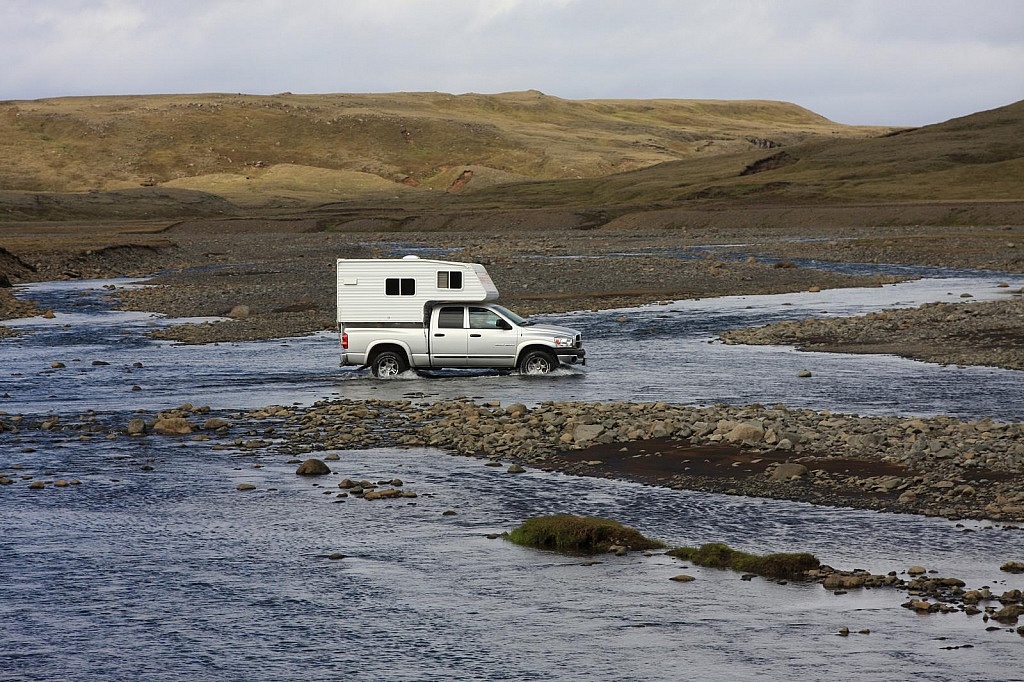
670 574 696 582
1001 562 1024 574
236 483 256 491
153 417 193 435
363 488 401 501
127 418 147 436
507 464 526 474
203 417 230 430
295 458 331 476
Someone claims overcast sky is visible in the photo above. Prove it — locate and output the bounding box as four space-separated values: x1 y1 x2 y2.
2 0 1021 126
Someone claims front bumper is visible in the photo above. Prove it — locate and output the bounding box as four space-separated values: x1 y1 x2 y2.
557 348 587 365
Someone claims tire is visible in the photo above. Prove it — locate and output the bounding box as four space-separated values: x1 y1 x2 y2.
370 350 409 378
518 349 558 375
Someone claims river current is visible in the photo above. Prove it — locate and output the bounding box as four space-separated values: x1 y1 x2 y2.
2 263 1023 681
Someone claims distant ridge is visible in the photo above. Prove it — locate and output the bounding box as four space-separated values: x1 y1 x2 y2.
0 91 1020 211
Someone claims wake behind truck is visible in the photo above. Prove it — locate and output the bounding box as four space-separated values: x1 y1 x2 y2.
337 256 586 377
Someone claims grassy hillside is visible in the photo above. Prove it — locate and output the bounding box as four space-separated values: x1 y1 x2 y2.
0 91 883 204
0 91 1020 214
463 100 1024 207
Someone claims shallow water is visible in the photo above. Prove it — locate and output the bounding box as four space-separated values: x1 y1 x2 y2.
2 268 1024 681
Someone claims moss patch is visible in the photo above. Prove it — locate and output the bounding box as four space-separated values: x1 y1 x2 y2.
506 514 665 555
668 542 819 580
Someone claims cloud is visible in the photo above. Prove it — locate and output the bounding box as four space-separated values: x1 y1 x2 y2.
1 0 1021 125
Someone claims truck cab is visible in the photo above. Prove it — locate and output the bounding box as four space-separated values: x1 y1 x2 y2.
424 302 585 372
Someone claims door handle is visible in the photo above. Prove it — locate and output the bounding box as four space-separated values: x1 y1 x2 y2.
470 333 482 337
434 333 445 337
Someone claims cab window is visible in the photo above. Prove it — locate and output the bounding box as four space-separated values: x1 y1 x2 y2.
470 307 505 329
437 306 465 329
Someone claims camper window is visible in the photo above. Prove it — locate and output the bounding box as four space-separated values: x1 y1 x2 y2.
437 270 463 289
385 278 416 296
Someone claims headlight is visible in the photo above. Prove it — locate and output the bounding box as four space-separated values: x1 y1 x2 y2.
553 336 573 347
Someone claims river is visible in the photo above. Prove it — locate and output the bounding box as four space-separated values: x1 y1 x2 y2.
1 265 1023 681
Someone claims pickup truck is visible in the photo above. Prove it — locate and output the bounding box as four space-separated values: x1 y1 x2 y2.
342 301 586 377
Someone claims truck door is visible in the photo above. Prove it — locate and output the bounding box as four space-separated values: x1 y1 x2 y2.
429 305 469 367
467 306 517 368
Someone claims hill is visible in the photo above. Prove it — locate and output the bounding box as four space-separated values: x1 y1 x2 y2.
462 99 1024 207
0 90 886 208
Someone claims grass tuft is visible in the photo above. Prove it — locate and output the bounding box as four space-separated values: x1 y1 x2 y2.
506 514 665 555
667 542 819 580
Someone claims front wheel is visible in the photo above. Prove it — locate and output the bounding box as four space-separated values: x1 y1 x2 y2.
518 349 559 375
370 350 409 378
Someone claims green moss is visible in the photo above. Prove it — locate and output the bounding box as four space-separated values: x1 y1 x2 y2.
506 514 665 555
667 542 819 580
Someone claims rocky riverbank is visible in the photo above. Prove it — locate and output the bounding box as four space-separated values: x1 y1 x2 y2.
6 397 1023 524
721 294 1024 371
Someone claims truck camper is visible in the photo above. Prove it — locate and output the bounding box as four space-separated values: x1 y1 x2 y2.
337 256 586 377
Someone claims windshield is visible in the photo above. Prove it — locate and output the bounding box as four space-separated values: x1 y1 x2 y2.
491 304 532 326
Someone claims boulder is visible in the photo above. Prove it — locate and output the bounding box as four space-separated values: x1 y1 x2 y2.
296 458 331 476
203 417 230 430
572 424 605 444
726 422 765 444
363 488 401 501
127 418 147 436
227 304 250 319
153 417 193 435
769 463 808 481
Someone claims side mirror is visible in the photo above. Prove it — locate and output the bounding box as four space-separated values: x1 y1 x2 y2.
498 319 512 330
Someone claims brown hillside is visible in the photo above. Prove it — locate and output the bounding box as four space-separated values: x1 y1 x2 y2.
0 91 884 205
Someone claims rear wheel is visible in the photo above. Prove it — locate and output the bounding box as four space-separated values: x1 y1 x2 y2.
370 350 409 378
518 349 558 375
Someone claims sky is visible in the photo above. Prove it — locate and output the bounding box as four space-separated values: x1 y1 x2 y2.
2 0 1022 126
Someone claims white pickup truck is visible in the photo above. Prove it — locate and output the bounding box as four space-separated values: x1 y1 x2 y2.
337 256 586 377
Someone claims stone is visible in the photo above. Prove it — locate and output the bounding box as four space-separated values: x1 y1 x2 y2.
726 422 765 443
1001 562 1024 574
769 463 808 481
363 488 401 501
992 605 1024 623
236 483 256 491
507 464 526 474
907 565 927 575
203 417 230 430
797 370 813 378
153 417 193 435
669 574 696 582
227 304 250 319
295 458 331 476
127 418 147 436
573 424 605 444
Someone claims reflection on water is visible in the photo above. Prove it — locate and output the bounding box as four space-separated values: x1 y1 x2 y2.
2 269 1024 681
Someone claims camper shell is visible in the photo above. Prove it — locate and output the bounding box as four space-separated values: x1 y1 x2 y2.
337 256 499 324
336 256 586 376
